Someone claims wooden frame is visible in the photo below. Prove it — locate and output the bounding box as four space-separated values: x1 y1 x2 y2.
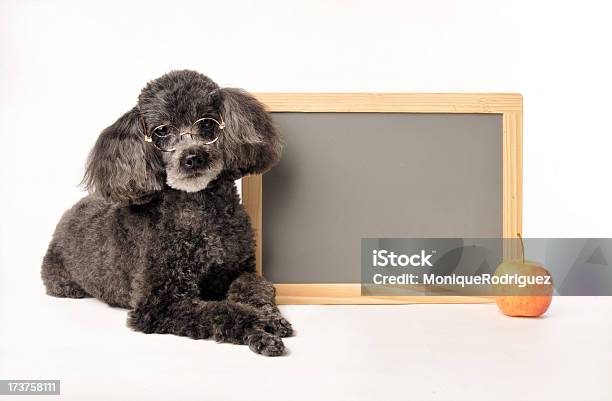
242 93 523 304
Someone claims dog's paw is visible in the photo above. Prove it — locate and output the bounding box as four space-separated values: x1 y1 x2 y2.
247 331 285 356
266 315 294 337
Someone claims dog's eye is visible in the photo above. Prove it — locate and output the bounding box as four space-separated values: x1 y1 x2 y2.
193 118 219 142
200 119 215 131
153 125 170 137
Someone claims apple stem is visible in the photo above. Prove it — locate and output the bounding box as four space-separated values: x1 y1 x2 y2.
517 232 525 264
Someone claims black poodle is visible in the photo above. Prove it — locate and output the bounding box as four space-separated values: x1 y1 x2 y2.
41 70 292 356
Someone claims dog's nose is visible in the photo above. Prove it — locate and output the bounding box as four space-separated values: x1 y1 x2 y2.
183 153 206 170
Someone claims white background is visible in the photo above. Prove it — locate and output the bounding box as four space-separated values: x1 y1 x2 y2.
1 1 611 400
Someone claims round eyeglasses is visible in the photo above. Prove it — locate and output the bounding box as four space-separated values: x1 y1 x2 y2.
141 115 225 152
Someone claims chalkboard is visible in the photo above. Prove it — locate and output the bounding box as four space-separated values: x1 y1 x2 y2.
242 94 522 304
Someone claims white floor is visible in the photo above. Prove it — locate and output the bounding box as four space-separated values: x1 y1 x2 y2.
0 288 610 401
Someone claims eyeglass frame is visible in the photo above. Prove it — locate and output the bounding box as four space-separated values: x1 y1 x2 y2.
140 114 226 152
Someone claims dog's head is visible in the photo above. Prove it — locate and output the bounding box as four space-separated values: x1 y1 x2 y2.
83 70 282 204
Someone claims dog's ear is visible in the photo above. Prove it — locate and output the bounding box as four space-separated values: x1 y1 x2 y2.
218 88 283 178
83 107 164 205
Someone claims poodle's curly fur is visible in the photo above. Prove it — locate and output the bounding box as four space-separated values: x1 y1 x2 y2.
41 70 292 356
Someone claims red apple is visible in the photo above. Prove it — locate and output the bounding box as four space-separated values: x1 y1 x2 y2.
493 235 553 317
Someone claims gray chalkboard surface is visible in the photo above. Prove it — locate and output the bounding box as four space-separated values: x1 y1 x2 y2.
262 112 503 284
